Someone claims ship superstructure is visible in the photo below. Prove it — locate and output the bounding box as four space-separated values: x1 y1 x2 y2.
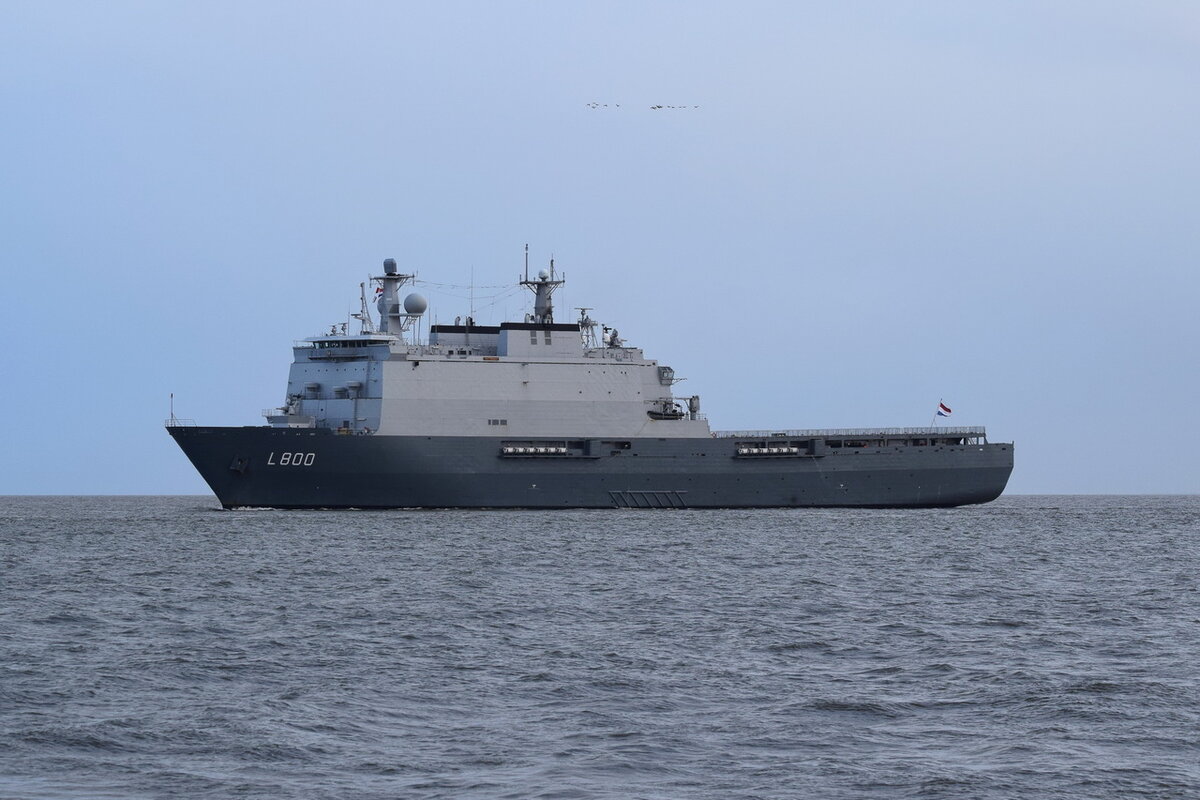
268 258 705 441
168 256 1013 508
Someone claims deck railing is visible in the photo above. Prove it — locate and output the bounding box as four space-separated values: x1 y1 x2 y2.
712 426 986 439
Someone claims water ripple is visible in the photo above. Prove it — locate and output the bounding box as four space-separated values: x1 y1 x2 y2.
1 495 1198 799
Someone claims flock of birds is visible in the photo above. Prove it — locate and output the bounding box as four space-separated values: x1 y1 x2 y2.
585 103 700 110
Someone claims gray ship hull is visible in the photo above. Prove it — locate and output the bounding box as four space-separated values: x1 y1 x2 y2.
168 426 1013 509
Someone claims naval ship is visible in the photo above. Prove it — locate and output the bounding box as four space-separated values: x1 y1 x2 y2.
168 256 1013 508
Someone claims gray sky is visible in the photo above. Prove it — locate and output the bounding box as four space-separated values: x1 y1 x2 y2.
2 1 1197 494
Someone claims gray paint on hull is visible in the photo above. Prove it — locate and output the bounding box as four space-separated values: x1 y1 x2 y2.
169 426 1014 509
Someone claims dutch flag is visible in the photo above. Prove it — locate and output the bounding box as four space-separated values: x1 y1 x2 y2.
936 402 952 417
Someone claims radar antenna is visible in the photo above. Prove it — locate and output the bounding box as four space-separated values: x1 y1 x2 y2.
370 257 421 341
520 253 564 324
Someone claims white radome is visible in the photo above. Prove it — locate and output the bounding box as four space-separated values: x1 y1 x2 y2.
403 293 428 314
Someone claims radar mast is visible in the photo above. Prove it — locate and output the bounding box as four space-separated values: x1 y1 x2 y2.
371 257 424 341
520 247 564 324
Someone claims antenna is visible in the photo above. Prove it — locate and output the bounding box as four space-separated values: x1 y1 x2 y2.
467 265 475 347
353 281 377 334
520 254 565 324
524 243 529 282
576 307 598 348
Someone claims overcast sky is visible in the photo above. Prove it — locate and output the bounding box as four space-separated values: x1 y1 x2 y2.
2 1 1197 494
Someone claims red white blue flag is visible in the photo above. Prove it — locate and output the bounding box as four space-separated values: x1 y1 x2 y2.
936 402 952 417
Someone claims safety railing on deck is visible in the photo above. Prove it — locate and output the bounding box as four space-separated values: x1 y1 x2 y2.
712 426 986 438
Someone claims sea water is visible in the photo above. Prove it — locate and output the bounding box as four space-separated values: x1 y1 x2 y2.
1 495 1197 799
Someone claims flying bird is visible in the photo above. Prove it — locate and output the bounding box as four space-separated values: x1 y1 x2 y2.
585 103 699 110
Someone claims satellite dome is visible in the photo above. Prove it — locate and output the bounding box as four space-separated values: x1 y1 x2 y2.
403 292 428 314
538 269 550 281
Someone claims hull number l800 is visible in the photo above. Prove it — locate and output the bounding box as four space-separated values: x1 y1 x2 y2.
267 452 316 466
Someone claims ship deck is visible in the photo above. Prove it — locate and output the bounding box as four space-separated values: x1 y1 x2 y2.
713 426 987 439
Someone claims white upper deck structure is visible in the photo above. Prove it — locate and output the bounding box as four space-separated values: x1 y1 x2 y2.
266 257 709 439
